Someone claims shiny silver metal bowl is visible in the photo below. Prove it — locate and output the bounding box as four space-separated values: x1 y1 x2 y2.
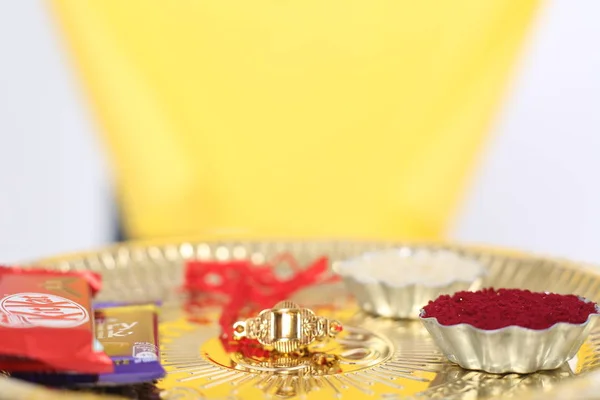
420 304 600 374
334 248 485 319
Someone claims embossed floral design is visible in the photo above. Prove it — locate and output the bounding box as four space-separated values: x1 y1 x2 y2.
303 317 317 338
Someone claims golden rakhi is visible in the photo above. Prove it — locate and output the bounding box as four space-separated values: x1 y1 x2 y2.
233 301 343 353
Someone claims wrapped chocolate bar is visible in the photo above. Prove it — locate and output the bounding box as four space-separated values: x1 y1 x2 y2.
95 303 165 384
0 267 113 374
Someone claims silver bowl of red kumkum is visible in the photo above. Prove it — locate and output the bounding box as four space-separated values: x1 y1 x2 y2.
333 248 486 319
419 290 600 374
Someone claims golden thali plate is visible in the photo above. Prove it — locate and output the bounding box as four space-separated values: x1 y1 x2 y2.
3 239 600 400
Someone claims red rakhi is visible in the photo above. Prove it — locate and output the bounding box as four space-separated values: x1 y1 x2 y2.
184 254 338 357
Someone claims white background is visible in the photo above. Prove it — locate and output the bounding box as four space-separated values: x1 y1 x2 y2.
1 1 599 263
452 1 600 262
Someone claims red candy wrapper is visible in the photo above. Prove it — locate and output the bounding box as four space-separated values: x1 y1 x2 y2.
0 267 113 374
184 253 338 357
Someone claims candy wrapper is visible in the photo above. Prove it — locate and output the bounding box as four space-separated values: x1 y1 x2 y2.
94 303 165 385
0 267 113 374
8 304 164 387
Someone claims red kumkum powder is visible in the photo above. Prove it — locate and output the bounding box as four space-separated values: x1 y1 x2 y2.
422 288 598 330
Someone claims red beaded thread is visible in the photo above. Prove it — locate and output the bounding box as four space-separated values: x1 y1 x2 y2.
184 254 338 357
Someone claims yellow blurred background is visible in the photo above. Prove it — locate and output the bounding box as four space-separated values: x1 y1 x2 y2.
0 1 599 262
50 0 538 242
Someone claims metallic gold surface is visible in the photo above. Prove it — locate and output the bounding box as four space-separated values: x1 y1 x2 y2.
4 240 600 399
233 301 342 353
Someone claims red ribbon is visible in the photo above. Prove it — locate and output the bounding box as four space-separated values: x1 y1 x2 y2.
184 254 338 357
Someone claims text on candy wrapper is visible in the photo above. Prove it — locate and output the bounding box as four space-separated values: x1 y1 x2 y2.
0 292 89 328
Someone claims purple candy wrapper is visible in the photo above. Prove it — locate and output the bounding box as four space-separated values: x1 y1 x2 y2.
95 303 165 385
